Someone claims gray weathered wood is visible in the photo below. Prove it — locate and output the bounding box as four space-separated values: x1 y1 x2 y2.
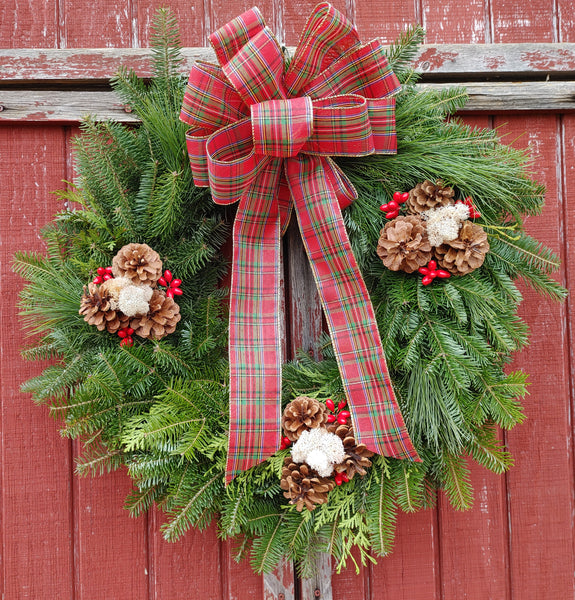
1 81 573 123
263 557 295 600
299 553 333 600
2 43 575 83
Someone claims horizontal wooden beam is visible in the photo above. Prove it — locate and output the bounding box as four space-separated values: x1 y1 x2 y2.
1 44 575 84
1 81 573 123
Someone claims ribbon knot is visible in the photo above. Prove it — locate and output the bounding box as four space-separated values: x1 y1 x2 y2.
251 97 314 157
181 2 420 483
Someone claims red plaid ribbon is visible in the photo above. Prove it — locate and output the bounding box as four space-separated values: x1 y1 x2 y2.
180 2 420 483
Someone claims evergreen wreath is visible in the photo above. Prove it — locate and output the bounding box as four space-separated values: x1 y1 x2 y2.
14 9 566 576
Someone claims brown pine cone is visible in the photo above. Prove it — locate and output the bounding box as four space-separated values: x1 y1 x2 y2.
406 180 455 214
435 220 490 275
280 457 335 511
79 283 130 333
129 289 181 340
328 423 374 479
377 215 432 273
282 396 328 442
112 243 162 285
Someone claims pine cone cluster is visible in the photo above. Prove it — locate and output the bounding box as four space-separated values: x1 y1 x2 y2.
280 457 335 511
377 181 490 277
281 396 328 442
377 215 432 273
79 283 129 333
435 220 490 275
407 180 454 213
80 244 181 341
112 243 162 285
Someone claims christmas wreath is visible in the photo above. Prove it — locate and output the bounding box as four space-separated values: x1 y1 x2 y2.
15 7 565 576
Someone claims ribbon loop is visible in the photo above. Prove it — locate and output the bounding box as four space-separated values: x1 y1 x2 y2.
251 97 314 157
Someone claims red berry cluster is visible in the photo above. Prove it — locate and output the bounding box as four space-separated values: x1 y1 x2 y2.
325 398 350 425
380 191 409 219
458 196 481 219
158 270 183 298
418 260 451 286
118 326 135 347
92 266 113 284
279 435 292 450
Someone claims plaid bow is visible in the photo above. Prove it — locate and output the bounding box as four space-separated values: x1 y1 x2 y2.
180 2 420 483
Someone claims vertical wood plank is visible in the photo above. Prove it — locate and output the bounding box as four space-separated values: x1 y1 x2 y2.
494 114 574 600
558 0 575 42
0 124 74 599
0 0 58 48
222 539 266 599
368 510 439 600
421 0 487 43
137 0 207 47
149 510 224 600
60 0 133 48
73 464 149 599
490 0 556 42
354 0 418 44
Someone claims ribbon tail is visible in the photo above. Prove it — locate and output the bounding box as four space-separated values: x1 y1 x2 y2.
285 155 420 462
226 158 284 484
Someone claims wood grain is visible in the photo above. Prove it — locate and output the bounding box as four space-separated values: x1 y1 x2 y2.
495 114 574 599
421 0 487 44
490 0 556 43
0 124 74 599
0 0 58 48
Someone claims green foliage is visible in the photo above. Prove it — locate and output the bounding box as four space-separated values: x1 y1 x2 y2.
14 9 565 577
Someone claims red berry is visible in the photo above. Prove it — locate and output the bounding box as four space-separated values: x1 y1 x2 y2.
422 275 433 286
163 270 173 283
126 327 135 335
103 274 113 281
171 278 182 288
341 473 349 483
380 204 388 211
171 287 183 296
400 192 409 202
158 277 167 287
338 400 347 410
97 267 106 276
393 191 402 202
385 210 399 219
334 473 344 486
118 329 127 338
120 337 133 347
337 414 348 424
428 260 437 271
326 398 335 412
418 267 430 276
387 200 399 210
437 270 451 279
105 266 113 274
166 289 174 298
429 271 437 279
282 436 291 446
92 276 103 284
327 414 336 423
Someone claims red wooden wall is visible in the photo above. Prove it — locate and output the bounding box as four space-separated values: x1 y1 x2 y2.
1 1 574 599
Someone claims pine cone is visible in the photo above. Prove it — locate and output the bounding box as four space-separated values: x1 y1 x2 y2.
282 396 329 442
112 243 162 285
79 283 130 333
407 180 455 214
280 457 335 511
435 220 490 275
329 423 374 479
377 215 432 273
129 289 181 340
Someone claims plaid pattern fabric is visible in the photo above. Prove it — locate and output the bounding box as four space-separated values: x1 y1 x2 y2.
180 3 419 483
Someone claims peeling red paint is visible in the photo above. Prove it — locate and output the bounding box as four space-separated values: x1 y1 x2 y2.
483 55 507 70
522 49 575 71
416 47 459 72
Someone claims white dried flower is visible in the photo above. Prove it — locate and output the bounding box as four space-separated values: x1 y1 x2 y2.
118 284 153 317
423 203 470 246
291 428 346 477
